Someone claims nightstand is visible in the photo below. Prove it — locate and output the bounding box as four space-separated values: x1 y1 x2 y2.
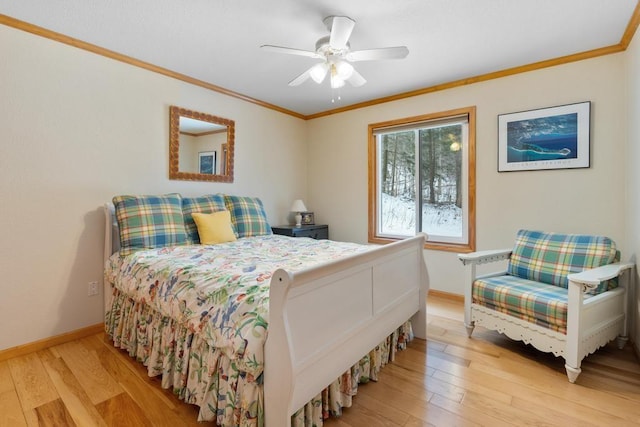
271 224 329 240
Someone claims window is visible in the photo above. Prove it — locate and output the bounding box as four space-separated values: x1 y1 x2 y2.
368 107 476 252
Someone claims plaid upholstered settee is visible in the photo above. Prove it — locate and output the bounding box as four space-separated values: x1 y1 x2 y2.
459 230 633 383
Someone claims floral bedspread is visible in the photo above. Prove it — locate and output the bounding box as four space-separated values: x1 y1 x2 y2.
105 235 373 378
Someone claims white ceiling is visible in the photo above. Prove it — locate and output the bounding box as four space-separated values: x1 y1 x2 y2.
2 1 637 117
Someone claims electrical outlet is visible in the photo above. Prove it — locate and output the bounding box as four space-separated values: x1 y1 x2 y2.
88 281 99 296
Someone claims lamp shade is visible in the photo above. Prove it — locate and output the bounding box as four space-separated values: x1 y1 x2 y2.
335 61 354 79
310 63 329 83
290 199 307 212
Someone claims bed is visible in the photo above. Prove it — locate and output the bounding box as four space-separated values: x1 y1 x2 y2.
103 194 428 426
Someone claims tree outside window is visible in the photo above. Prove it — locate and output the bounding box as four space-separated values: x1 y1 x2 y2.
368 107 476 252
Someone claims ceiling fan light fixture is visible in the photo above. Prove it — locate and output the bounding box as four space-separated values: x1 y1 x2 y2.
262 15 408 96
335 61 354 80
309 62 329 83
329 63 345 88
330 74 345 89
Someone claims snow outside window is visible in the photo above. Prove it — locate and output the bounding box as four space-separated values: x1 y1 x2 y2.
368 107 476 252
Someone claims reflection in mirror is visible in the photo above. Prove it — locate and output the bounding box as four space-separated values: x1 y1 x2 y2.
169 106 235 182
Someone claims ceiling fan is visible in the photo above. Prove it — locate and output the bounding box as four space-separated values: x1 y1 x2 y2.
261 16 409 89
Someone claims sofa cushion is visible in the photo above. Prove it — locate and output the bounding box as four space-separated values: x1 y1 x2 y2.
473 275 569 334
507 230 617 290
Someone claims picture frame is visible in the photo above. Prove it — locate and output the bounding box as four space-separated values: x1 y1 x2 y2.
199 151 217 174
301 212 315 225
498 101 590 172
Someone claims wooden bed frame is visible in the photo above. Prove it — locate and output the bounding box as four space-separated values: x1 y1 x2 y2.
103 203 428 426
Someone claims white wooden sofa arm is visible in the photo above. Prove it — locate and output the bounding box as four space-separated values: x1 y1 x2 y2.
564 261 633 382
567 262 634 287
459 248 511 333
458 248 512 266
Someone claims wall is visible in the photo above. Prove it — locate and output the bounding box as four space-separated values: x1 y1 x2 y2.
0 25 307 351
179 134 198 171
308 54 627 296
626 27 640 348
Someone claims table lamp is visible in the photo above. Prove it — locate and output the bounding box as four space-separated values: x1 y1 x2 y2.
290 199 307 227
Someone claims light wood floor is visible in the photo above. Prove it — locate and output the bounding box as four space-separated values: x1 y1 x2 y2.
2 295 640 426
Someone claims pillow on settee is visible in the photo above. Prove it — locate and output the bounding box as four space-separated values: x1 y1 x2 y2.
224 195 272 238
182 194 227 243
112 194 188 256
192 211 237 244
507 229 618 290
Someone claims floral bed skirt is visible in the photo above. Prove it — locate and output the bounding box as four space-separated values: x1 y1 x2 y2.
105 287 413 426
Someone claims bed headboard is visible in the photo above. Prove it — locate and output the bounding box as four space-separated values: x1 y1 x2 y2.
104 202 120 262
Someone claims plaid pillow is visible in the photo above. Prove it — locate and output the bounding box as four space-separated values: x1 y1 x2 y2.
182 194 227 243
224 195 272 238
507 229 617 289
112 194 188 256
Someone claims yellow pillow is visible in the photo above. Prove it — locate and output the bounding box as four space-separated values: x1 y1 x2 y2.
192 211 237 244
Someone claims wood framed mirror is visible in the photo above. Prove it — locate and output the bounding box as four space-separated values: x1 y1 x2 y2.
169 106 235 182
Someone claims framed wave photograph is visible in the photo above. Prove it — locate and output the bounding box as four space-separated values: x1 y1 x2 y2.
498 101 590 172
198 151 217 174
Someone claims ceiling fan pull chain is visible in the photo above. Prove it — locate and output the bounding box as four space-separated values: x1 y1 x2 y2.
331 86 342 103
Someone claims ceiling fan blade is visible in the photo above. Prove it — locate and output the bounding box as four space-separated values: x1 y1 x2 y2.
346 46 409 62
261 45 322 59
288 66 314 86
327 16 355 50
347 68 367 87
